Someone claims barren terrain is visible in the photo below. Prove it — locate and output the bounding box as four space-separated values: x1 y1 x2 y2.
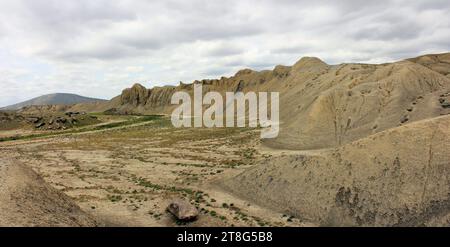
0 115 311 226
1 52 449 227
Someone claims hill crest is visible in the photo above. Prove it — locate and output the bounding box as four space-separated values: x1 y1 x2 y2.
1 93 106 110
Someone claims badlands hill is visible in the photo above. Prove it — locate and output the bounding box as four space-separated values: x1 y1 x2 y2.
223 115 450 226
0 159 101 226
88 52 450 150
1 93 106 111
84 52 449 226
22 52 448 226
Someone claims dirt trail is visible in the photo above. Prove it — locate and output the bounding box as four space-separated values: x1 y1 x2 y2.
259 143 330 156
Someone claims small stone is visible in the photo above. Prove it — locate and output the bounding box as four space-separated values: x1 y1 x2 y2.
26 117 41 123
400 115 409 124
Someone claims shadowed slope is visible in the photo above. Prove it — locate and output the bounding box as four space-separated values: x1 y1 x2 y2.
223 115 450 226
0 159 102 226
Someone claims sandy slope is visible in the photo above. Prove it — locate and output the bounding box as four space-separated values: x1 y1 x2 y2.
0 158 101 226
223 115 450 226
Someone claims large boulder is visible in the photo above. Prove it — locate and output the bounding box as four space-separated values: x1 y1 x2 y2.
35 122 45 128
167 198 199 221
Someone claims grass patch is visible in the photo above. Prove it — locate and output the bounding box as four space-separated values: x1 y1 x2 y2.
107 194 123 203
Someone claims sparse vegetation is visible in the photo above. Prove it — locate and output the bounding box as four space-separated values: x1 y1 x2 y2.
0 112 280 227
107 195 123 203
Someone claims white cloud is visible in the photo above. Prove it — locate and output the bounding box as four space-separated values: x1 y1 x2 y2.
0 0 449 106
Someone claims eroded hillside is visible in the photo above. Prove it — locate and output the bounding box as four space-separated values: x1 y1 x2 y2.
223 115 450 226
1 52 449 227
91 53 450 150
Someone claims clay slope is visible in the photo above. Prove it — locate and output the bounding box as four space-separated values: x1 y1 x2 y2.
222 115 450 226
407 52 450 78
0 159 102 227
100 53 450 150
270 57 450 150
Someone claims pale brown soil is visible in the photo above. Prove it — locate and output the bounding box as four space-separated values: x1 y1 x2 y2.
0 116 312 226
0 159 101 227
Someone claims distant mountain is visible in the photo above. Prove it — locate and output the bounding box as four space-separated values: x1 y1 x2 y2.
1 93 106 110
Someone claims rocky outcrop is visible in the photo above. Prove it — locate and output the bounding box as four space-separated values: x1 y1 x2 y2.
116 83 177 114
0 111 25 130
110 53 450 151
0 109 99 132
109 57 330 115
120 83 149 106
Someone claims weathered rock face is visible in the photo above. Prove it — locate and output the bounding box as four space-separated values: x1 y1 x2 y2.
112 53 450 151
117 83 177 114
0 108 99 132
120 83 149 106
167 198 199 221
26 117 41 124
112 58 329 116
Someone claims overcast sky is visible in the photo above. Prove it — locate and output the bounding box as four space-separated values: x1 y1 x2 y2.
0 0 449 106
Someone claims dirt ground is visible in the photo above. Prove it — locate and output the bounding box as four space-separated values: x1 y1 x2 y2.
0 116 312 227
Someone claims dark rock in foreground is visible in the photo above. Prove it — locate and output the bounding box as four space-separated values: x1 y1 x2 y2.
167 198 199 221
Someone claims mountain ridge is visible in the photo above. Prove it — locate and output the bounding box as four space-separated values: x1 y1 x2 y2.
1 93 106 110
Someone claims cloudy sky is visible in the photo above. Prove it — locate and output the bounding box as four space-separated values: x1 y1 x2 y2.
0 0 449 107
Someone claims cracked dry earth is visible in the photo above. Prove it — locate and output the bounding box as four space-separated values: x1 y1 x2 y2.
0 117 312 227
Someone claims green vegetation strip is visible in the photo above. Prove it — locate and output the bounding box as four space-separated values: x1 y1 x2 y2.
0 115 163 142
